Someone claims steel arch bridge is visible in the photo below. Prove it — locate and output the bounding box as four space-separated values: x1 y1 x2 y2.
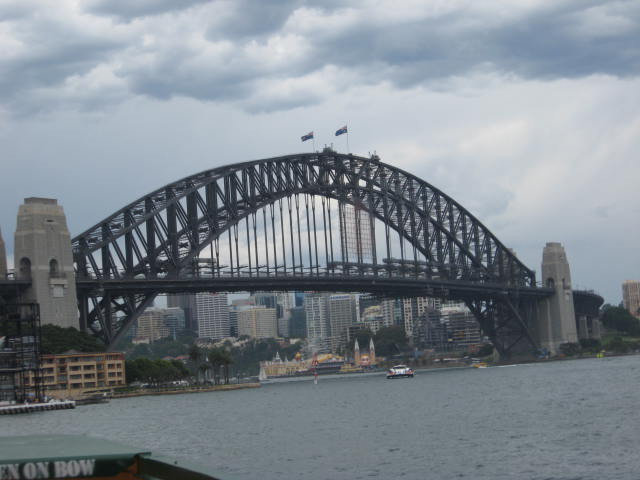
73 150 552 354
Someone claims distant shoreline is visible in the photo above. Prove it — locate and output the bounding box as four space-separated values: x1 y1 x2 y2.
111 382 260 399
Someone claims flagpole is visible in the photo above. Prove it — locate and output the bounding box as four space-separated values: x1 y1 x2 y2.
312 136 316 153
346 129 350 153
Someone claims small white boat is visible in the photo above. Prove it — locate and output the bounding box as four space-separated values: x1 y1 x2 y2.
386 365 414 379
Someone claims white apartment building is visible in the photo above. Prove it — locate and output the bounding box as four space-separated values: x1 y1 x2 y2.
196 292 230 340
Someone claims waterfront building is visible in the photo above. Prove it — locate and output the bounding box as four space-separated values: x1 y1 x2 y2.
29 351 125 398
622 280 640 319
237 307 277 339
196 293 230 340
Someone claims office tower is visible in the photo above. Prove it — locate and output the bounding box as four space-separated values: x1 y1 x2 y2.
276 292 294 337
329 294 357 352
167 294 197 331
164 307 186 338
288 307 307 338
304 293 331 353
196 293 230 340
136 308 170 343
237 307 277 339
340 203 374 264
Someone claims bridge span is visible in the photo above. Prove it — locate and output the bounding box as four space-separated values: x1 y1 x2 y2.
3 149 603 357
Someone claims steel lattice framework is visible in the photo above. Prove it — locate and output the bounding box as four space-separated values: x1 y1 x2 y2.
73 150 550 354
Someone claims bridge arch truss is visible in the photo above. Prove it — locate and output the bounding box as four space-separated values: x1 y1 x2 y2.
73 150 542 354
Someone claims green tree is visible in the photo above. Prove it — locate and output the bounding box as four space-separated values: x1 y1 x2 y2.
40 325 105 354
605 336 629 353
374 326 408 357
601 305 640 335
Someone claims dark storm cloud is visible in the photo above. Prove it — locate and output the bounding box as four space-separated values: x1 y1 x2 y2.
84 0 212 21
1 0 639 116
206 0 303 40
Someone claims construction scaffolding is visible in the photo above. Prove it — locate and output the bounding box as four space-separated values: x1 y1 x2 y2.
0 303 43 403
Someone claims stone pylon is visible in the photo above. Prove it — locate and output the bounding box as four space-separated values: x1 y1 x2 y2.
534 242 578 355
0 227 7 278
14 198 78 328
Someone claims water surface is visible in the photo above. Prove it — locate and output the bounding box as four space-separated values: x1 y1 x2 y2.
4 356 639 479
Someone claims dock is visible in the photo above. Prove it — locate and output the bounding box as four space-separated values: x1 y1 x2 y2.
0 400 75 415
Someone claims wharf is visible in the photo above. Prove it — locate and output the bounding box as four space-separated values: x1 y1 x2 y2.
0 400 75 415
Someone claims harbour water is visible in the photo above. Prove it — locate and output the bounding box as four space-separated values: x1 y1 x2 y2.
4 355 640 479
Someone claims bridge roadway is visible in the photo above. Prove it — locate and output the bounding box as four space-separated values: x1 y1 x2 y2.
75 274 555 301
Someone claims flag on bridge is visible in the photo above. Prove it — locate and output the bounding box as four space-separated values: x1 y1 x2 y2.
301 132 314 142
335 125 348 136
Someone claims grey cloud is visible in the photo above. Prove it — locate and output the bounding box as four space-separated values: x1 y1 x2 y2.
2 0 640 116
84 0 211 21
206 0 303 40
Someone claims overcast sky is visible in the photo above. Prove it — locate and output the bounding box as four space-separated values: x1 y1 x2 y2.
1 0 639 303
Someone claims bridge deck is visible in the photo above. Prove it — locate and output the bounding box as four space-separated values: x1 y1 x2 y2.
77 275 554 301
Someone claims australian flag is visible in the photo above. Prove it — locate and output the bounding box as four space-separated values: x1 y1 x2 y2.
335 125 348 136
301 131 314 142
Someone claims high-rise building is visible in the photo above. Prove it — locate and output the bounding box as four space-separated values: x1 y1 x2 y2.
136 308 170 343
276 292 294 337
402 297 437 339
382 298 403 328
622 280 640 319
340 203 374 264
289 307 307 338
164 307 186 338
196 293 230 340
329 294 358 352
237 307 277 339
294 292 307 307
304 293 331 353
167 294 197 331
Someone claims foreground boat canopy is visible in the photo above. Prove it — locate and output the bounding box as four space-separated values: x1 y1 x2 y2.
0 435 223 480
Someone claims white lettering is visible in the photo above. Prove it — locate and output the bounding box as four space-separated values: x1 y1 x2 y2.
0 464 20 480
35 463 49 479
53 461 67 478
66 461 79 478
76 460 95 477
21 463 36 480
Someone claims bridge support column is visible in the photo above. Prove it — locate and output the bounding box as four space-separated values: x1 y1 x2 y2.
14 198 79 328
533 242 578 355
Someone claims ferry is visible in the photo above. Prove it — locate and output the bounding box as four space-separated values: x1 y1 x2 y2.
0 435 223 480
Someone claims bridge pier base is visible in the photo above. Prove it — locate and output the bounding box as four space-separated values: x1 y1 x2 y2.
532 242 578 356
14 198 79 329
